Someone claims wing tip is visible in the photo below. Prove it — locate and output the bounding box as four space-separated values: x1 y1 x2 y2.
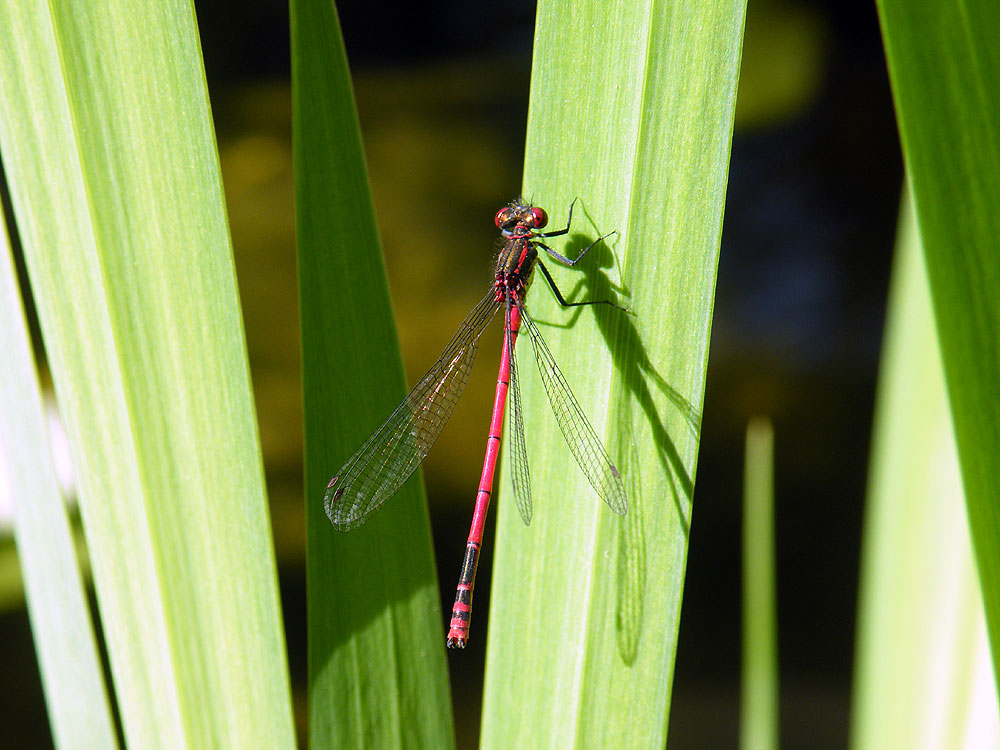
604 464 628 515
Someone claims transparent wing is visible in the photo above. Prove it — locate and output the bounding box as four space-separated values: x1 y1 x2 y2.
520 305 627 516
325 288 501 530
506 304 532 525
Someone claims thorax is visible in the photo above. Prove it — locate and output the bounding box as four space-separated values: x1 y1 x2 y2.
495 233 537 301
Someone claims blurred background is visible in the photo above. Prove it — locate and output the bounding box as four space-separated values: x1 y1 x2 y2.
0 0 903 746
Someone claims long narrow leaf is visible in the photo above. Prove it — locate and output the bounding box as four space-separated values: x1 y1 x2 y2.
482 0 746 745
0 1 295 746
0 206 117 749
292 1 455 747
876 0 1000 691
742 418 778 750
852 192 999 748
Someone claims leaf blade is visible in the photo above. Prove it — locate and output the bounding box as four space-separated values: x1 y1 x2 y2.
0 0 296 745
0 199 118 750
852 192 1000 748
876 0 1000 695
291 2 455 747
482 0 746 745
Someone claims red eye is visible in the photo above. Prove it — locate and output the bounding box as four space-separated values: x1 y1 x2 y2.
495 208 509 229
531 207 548 228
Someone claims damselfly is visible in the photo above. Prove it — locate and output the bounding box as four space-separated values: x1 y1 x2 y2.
325 198 627 648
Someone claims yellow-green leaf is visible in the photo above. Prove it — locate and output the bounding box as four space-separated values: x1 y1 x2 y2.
0 0 296 745
482 0 746 745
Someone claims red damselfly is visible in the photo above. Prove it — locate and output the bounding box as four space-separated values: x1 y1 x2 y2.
325 198 627 648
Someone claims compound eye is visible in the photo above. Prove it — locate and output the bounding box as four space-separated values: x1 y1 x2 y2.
495 208 512 229
530 207 548 228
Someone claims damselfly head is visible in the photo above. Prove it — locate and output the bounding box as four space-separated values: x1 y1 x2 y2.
495 201 548 234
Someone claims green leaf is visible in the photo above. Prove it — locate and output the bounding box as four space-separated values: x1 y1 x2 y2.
482 0 746 745
852 193 999 747
291 2 455 747
0 1 295 746
1 204 117 748
876 0 1000 691
742 418 778 750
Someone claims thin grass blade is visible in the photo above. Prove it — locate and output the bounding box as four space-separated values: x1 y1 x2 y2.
742 418 778 750
0 204 117 749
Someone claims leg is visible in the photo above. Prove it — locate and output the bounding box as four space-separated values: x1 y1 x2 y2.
538 230 618 267
537 197 578 238
537 261 628 311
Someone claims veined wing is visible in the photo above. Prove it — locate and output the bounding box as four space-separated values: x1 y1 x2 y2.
520 305 627 516
506 303 532 525
325 288 501 530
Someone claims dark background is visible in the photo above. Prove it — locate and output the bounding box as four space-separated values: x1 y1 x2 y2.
0 0 902 747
